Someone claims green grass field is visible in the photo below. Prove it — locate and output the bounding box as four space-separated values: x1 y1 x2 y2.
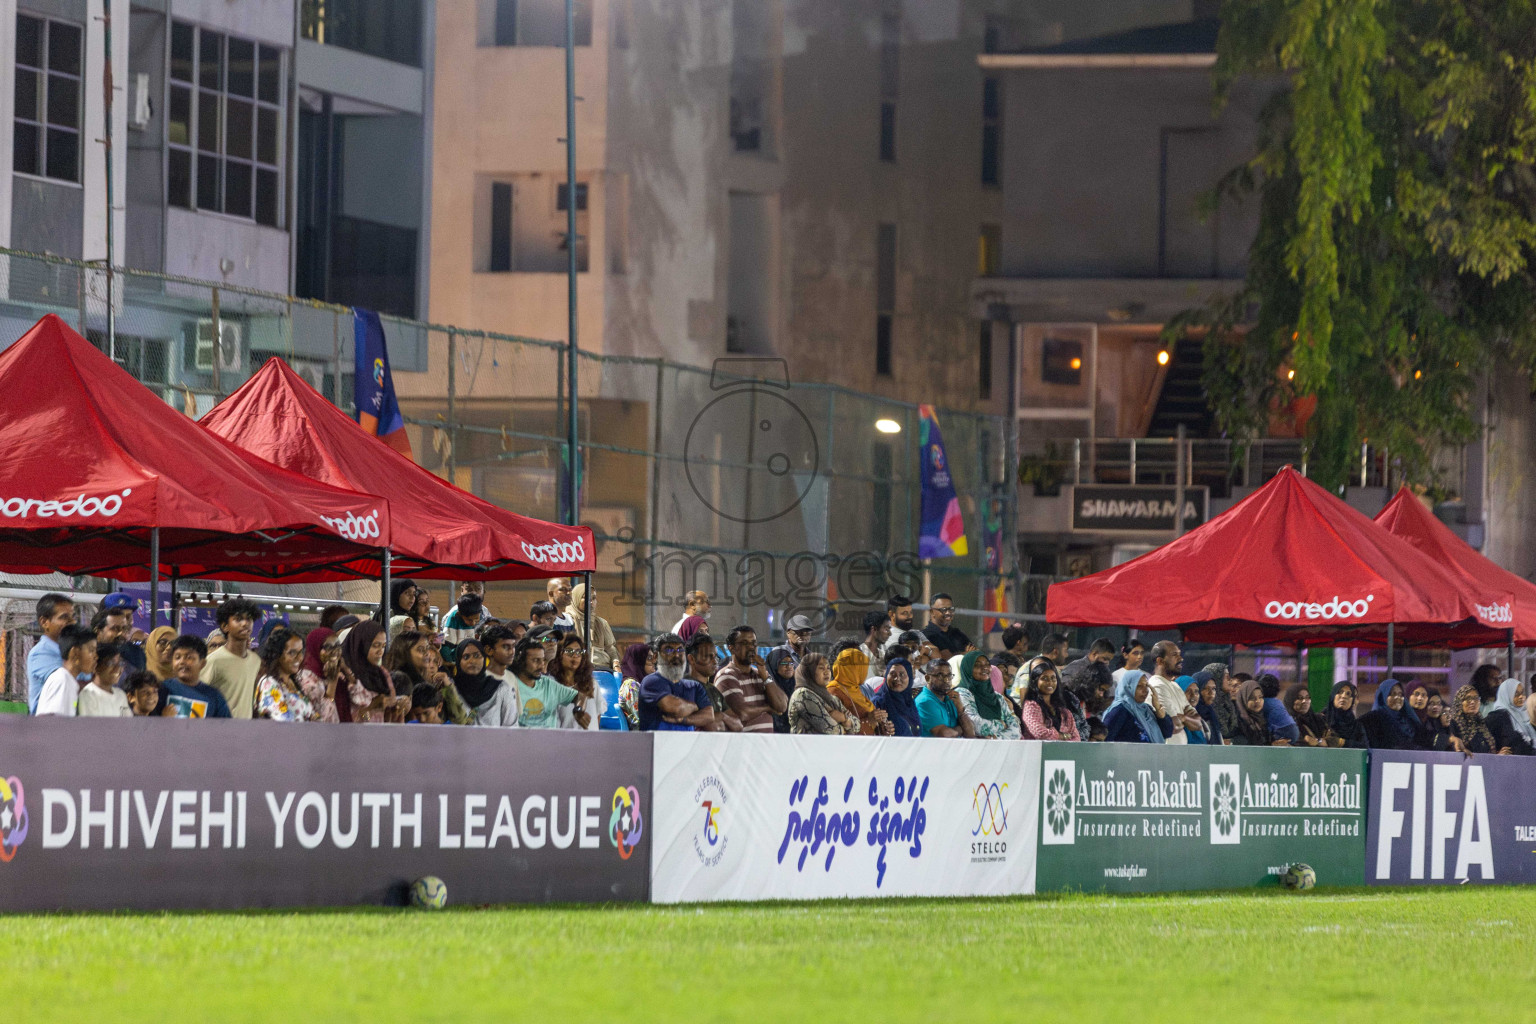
3 887 1528 1022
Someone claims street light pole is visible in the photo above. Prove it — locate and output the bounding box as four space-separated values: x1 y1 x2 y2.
563 0 580 528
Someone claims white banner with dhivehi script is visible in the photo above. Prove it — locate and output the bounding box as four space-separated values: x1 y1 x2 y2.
650 733 1041 903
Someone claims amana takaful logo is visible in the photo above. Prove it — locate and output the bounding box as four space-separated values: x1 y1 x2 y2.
1210 764 1241 846
1041 760 1076 845
608 785 644 860
0 775 29 862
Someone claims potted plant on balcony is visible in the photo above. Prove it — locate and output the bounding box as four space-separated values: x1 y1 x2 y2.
1018 443 1065 497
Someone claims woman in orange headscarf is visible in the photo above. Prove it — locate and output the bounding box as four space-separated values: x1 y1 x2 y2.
827 647 893 736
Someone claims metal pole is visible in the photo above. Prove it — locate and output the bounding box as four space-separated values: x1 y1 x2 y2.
380 547 392 625
647 358 664 634
169 568 180 631
102 0 115 360
563 0 580 527
1173 423 1186 538
148 527 160 630
582 571 592 649
446 329 457 481
1386 622 1395 677
1508 628 1516 676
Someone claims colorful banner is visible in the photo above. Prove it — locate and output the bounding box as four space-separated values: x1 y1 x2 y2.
1036 743 1366 892
1367 751 1528 885
918 405 967 559
0 719 651 911
353 308 412 456
649 734 1039 903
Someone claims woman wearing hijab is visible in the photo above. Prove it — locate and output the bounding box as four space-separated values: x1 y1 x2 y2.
343 620 409 724
1103 670 1171 743
453 638 519 727
1486 679 1536 755
145 625 177 681
1178 675 1210 744
1283 683 1334 747
1450 683 1502 754
617 642 652 730
789 653 850 735
1403 682 1447 750
1360 679 1418 749
1019 660 1079 741
871 658 921 737
1420 690 1452 751
1228 679 1278 746
1325 682 1368 748
296 627 342 723
765 646 798 733
1191 670 1225 745
1212 671 1245 743
828 648 891 735
952 651 1020 739
676 614 707 645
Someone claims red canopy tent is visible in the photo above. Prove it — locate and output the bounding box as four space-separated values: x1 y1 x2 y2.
0 315 393 598
200 357 595 580
1045 467 1511 649
1375 486 1533 654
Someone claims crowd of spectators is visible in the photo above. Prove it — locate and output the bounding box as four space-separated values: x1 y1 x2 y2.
18 585 1536 751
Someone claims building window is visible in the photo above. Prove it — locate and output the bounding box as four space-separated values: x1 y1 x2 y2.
167 22 285 227
300 0 422 67
13 14 83 183
979 323 992 400
478 172 589 273
484 0 592 47
878 14 898 163
981 77 1001 186
978 223 1000 276
876 221 895 377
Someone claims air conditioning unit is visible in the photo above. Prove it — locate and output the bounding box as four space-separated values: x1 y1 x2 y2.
291 360 326 394
194 319 242 375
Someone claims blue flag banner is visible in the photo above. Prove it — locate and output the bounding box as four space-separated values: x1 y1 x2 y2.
918 404 967 559
353 308 411 456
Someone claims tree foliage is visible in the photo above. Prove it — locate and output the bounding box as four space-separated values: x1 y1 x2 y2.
1182 0 1536 491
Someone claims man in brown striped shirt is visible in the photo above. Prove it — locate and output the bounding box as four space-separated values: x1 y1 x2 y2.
714 625 786 733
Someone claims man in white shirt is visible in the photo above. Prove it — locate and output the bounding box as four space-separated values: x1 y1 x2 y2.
34 625 98 717
546 577 575 630
1143 640 1201 745
671 590 710 634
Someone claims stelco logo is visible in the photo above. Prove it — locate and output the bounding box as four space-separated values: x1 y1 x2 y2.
319 509 382 541
1263 595 1374 621
0 489 132 519
519 537 586 566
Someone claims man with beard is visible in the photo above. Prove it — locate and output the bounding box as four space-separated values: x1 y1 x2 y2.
887 594 916 634
1144 640 1202 745
637 631 717 731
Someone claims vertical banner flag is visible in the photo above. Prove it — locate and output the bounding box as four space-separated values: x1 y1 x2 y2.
983 493 1006 632
918 405 967 559
354 308 412 457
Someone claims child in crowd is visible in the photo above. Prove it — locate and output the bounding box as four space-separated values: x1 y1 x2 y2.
163 635 233 718
407 683 444 724
34 625 97 716
77 642 130 717
124 671 167 717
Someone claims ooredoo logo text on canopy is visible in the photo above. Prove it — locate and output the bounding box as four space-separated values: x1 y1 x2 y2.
520 537 586 566
319 509 383 541
0 489 132 520
1263 595 1375 621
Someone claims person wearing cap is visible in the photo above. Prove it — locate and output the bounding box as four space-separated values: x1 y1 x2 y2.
767 614 816 732
95 595 147 674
